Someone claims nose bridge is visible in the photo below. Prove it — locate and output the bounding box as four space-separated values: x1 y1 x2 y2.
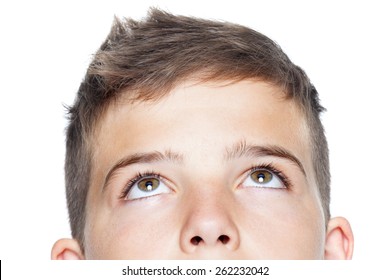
179 181 240 253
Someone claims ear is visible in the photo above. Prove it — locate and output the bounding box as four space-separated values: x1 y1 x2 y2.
324 217 354 259
51 238 85 260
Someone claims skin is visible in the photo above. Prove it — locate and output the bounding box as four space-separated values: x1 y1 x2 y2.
52 80 354 259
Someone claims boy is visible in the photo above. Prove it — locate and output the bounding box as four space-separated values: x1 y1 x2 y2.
52 8 353 259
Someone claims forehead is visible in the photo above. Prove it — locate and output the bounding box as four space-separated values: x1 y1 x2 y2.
92 80 313 180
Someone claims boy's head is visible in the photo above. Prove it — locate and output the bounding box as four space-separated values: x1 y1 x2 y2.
52 9 353 259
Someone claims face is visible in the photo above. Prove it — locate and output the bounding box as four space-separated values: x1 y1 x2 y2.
84 80 326 259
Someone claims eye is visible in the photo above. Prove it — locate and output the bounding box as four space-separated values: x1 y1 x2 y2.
124 175 171 200
242 168 286 189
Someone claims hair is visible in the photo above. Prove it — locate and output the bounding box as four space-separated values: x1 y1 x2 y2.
65 8 330 250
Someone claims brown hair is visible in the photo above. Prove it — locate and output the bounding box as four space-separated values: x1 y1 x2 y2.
66 8 330 249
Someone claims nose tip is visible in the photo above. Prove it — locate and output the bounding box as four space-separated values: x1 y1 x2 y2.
180 206 240 254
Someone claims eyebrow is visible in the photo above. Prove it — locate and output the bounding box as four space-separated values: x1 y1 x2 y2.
224 140 306 176
102 150 183 191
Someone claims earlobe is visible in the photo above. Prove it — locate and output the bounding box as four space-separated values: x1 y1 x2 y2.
51 238 85 260
324 217 354 260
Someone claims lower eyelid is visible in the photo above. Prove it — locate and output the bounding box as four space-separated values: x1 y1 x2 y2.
241 176 284 189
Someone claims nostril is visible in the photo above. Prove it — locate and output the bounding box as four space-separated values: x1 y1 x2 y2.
218 235 230 244
190 235 230 246
190 236 203 245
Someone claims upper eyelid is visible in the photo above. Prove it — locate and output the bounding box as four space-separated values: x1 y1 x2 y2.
241 164 279 179
225 142 306 177
129 172 162 185
103 151 183 192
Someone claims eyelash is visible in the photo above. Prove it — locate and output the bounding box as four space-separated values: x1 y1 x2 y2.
248 163 292 189
119 163 291 199
119 171 162 200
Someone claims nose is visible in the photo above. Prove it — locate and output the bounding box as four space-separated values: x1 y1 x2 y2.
179 191 240 254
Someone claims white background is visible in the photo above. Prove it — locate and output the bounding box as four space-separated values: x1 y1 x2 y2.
0 0 389 262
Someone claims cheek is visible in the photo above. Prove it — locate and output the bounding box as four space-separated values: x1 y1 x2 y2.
237 190 325 259
84 199 181 259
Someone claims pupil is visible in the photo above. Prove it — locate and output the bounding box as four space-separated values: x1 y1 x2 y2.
145 180 154 191
145 181 153 187
257 173 265 182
